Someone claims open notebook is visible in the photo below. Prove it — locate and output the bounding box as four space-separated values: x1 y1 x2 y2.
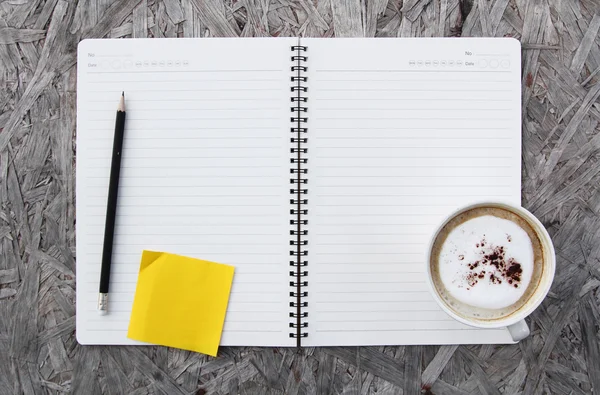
76 37 522 347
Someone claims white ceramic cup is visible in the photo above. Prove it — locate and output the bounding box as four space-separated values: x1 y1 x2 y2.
425 201 556 342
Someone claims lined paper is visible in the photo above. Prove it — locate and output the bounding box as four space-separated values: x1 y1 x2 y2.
76 38 296 346
303 38 521 346
78 37 523 348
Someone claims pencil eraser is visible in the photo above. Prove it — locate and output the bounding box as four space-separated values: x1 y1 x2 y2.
98 309 107 316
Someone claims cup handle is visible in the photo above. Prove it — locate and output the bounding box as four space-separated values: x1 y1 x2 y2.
507 319 530 342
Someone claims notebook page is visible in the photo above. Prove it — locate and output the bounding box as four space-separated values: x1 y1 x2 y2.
303 38 521 346
76 38 296 347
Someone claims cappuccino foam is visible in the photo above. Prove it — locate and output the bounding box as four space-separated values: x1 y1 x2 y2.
438 215 533 309
430 207 544 321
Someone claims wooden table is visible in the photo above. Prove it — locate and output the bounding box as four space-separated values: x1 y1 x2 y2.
1 0 599 393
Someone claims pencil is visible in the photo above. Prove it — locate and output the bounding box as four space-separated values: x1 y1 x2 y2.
98 92 126 315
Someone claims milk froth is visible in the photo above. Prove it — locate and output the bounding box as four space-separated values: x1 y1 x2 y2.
438 215 533 310
430 206 545 321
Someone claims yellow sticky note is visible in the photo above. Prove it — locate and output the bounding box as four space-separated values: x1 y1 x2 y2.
127 250 234 356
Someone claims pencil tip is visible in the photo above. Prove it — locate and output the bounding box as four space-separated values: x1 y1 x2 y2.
118 93 125 112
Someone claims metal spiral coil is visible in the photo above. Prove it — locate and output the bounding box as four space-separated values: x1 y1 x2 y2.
289 44 309 342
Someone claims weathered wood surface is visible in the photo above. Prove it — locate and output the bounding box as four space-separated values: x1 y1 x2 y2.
1 0 599 393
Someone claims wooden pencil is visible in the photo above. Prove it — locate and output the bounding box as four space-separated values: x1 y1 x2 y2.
98 92 126 315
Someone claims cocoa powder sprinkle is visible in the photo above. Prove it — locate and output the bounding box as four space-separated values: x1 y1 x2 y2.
460 239 524 289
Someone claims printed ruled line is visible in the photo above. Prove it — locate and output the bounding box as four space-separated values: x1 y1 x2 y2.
315 262 423 266
87 69 283 74
88 98 280 103
86 138 282 143
315 309 440 313
84 224 282 228
87 79 281 83
315 176 512 179
312 223 433 226
80 329 285 333
82 269 279 276
87 195 281 199
314 300 433 304
225 320 282 323
231 291 280 295
86 271 282 277
83 255 283 261
318 89 512 93
89 157 283 161
87 146 283 150
315 69 512 73
316 108 512 111
83 309 132 313
88 117 280 121
86 185 282 188
89 234 270 239
87 89 281 93
83 265 279 271
315 137 513 140
84 291 131 295
315 262 421 265
314 329 473 333
315 281 424 284
85 127 280 131
320 290 429 294
84 251 283 256
475 53 510 57
314 184 512 188
88 242 281 246
316 318 447 323
86 210 284 213
316 271 424 274
317 127 510 130
316 252 423 255
86 176 282 179
118 166 282 169
315 225 430 229
316 166 512 169
86 203 282 207
87 108 281 112
86 319 284 324
315 98 513 102
315 117 512 121
223 330 283 333
314 234 429 237
315 147 512 150
315 242 426 245
86 209 282 213
315 204 455 206
315 79 512 83
83 281 282 286
315 223 432 227
87 233 282 237
89 158 281 161
315 194 512 198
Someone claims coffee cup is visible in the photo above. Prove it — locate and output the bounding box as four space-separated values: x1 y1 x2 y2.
425 201 555 341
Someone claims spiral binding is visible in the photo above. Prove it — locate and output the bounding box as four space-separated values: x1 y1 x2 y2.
290 44 308 345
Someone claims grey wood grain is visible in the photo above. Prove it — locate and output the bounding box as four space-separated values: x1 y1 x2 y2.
421 345 458 388
163 0 185 25
0 27 46 44
132 0 148 38
190 0 239 37
403 345 423 395
1 0 600 393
